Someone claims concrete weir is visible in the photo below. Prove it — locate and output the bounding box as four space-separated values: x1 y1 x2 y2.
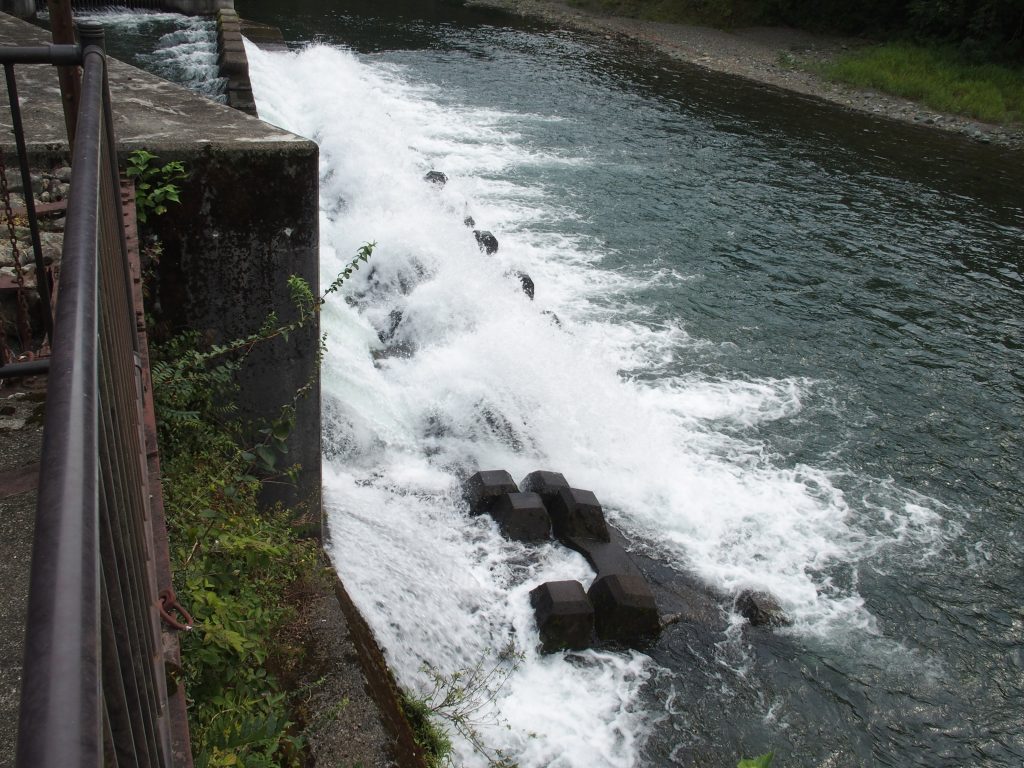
0 11 321 511
0 0 236 16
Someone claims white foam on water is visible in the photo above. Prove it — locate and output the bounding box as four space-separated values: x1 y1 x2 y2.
246 40 951 765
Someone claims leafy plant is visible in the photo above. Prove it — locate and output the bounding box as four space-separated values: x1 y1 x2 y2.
154 245 374 766
738 752 775 768
126 148 188 223
410 644 525 768
401 692 454 768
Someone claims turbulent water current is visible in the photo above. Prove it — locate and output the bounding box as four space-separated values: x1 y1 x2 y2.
100 3 1023 766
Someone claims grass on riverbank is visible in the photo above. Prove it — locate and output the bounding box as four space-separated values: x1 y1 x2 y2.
821 42 1024 124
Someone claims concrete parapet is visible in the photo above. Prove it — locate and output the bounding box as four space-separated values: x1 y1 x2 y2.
0 12 321 511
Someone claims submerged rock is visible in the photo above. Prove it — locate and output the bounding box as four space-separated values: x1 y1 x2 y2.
463 215 475 228
736 590 792 627
515 271 534 300
473 230 499 255
424 170 448 187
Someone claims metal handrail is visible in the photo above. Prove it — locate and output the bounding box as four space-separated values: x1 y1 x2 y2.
4 24 176 768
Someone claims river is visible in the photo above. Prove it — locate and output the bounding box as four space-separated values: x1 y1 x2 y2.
96 2 1024 765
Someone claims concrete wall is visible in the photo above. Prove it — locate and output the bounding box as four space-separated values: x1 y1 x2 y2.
0 12 321 510
0 0 34 18
0 1 236 15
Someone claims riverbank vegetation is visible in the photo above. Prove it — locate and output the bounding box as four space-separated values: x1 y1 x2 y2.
822 42 1024 123
147 228 375 763
568 0 1023 123
569 0 1024 61
154 318 329 765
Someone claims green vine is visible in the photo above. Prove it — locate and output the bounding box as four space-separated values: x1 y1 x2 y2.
126 149 188 224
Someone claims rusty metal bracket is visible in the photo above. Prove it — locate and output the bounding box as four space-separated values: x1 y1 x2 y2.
158 588 194 632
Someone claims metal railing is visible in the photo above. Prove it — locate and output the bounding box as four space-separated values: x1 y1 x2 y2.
1 25 177 768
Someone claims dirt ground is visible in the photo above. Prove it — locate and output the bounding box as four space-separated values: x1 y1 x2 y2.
467 0 1024 148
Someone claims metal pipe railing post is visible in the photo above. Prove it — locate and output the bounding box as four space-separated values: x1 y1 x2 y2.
14 45 106 768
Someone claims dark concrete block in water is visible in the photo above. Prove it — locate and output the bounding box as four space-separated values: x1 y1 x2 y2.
463 470 518 516
563 536 643 580
736 590 792 627
490 492 551 542
473 230 499 255
548 487 610 543
424 170 448 186
530 580 595 653
588 574 660 644
520 470 569 509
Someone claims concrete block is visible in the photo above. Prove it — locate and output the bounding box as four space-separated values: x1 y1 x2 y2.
548 487 609 542
463 470 518 516
520 470 569 507
563 536 642 579
530 580 594 653
490 492 550 542
588 574 659 644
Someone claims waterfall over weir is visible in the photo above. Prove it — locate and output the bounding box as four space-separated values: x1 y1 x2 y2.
91 6 1024 766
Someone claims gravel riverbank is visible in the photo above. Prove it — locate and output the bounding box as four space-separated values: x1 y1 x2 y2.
467 0 1024 149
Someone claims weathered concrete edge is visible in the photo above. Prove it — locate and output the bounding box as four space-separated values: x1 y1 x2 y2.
215 7 256 115
331 572 430 768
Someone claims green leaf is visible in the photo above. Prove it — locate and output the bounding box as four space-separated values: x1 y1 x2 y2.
254 445 276 469
738 753 774 768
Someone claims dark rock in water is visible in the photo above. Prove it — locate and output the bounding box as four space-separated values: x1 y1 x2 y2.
515 271 534 300
463 470 518 516
530 580 594 653
563 536 643 580
736 590 792 627
548 487 610 543
541 310 561 327
490 492 551 542
377 309 403 343
473 230 499 255
424 170 448 187
463 215 475 228
520 470 569 510
588 573 660 644
479 405 525 451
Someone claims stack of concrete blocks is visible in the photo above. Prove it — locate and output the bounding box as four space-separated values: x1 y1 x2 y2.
464 469 660 653
215 7 257 116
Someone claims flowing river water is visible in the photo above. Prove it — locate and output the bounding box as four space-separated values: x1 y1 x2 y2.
94 3 1023 766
